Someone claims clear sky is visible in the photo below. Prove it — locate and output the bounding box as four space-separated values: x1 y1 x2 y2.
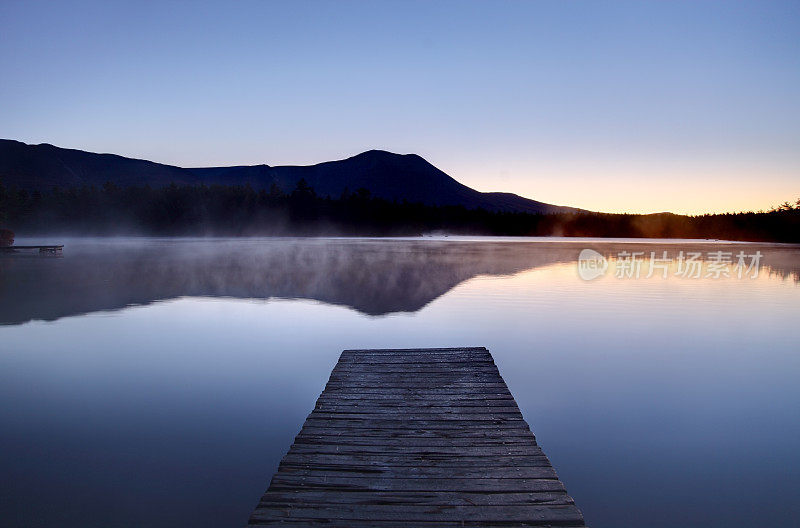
1 0 798 214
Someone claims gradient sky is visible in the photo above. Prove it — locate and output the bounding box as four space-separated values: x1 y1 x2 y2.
1 0 798 214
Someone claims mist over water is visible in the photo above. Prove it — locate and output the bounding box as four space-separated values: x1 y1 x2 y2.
1 237 798 527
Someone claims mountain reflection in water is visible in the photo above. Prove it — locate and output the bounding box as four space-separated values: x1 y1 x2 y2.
1 237 798 325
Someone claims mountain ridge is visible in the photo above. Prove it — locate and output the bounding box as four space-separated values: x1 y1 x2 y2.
0 139 579 214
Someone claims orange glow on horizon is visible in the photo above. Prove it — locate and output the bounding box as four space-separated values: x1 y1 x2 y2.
450 161 798 216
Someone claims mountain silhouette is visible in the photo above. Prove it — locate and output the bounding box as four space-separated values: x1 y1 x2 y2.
0 139 577 214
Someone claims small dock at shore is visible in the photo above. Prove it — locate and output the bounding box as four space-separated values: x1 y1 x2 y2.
248 347 585 527
0 245 63 253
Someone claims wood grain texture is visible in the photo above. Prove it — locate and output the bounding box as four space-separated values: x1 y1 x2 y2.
247 347 586 527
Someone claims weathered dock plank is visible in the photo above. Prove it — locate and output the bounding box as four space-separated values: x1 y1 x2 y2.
247 347 585 527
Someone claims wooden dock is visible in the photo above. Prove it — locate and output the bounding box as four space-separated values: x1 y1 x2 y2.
0 245 63 253
248 347 585 527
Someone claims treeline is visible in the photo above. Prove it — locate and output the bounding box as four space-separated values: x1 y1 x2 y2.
1 180 798 242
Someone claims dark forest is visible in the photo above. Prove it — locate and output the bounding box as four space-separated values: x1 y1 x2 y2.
1 180 798 243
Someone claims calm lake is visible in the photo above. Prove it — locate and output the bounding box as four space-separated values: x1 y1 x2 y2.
1 237 798 527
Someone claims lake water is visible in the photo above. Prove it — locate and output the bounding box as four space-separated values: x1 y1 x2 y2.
1 237 798 527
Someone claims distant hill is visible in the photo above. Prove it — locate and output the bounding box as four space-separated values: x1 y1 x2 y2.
0 139 578 214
